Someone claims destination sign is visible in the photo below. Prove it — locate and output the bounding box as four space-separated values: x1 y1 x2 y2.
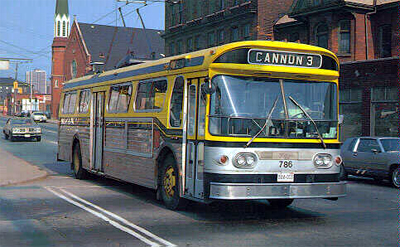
248 49 322 68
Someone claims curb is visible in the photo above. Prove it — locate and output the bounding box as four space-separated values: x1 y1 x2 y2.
0 148 49 187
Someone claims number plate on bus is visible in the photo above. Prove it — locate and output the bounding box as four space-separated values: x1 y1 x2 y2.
277 172 294 182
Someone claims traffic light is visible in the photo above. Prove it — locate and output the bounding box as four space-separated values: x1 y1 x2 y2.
13 81 18 89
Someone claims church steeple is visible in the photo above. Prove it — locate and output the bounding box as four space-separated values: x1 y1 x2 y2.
54 0 70 38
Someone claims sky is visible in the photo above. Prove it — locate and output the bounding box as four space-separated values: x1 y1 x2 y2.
0 0 165 82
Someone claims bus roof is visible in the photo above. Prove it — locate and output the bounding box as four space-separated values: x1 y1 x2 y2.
63 40 339 90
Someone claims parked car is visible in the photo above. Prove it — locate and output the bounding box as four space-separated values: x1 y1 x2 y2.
31 112 47 122
3 118 42 142
340 137 400 188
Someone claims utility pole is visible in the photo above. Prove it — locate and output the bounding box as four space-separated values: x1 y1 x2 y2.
13 63 18 115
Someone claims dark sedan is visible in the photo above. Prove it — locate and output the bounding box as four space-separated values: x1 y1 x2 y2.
3 118 42 142
340 137 400 188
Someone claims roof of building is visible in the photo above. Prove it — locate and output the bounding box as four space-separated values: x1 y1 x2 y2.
55 0 69 16
77 22 164 71
0 77 28 86
290 0 399 16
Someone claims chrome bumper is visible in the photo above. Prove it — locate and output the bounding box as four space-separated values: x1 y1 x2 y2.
209 182 346 200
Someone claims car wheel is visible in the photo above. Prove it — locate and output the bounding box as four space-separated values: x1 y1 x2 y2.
390 166 400 188
160 155 188 210
36 137 41 142
339 164 348 181
72 142 87 179
268 199 294 208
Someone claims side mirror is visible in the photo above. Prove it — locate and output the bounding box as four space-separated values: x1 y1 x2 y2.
202 77 216 94
338 115 344 125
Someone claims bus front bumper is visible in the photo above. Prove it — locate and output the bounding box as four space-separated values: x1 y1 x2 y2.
209 182 347 200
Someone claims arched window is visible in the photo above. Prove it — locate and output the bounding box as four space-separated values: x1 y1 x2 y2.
66 22 69 36
71 60 77 79
62 21 66 36
316 23 328 49
57 21 61 36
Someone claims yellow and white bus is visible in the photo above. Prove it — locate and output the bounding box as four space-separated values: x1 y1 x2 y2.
58 41 346 210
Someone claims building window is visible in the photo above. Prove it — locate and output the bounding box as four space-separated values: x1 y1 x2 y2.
71 60 77 79
55 80 59 88
316 23 328 49
379 25 392 58
62 21 66 36
339 88 362 140
178 2 184 24
371 87 398 136
187 37 193 52
231 27 239 42
243 24 250 40
207 32 215 47
57 21 60 36
217 29 225 44
169 42 175 56
194 35 202 50
219 0 225 10
339 20 350 54
176 40 183 54
289 32 299 42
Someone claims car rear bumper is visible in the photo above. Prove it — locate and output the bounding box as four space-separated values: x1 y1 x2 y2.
12 134 41 138
209 181 347 200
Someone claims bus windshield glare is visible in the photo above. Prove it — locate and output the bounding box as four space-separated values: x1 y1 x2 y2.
209 75 338 139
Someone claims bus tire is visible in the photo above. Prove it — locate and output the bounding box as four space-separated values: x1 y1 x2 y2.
72 142 87 180
160 155 188 210
268 199 294 208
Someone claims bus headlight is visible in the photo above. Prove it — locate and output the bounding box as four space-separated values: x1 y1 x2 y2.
233 153 257 169
313 153 333 168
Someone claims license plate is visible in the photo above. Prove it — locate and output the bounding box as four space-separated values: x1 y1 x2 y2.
24 134 31 138
277 172 294 182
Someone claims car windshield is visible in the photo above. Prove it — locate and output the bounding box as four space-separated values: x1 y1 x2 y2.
12 119 33 125
209 75 338 138
380 139 400 152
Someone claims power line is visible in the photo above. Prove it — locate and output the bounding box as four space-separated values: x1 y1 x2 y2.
106 2 155 26
0 39 51 59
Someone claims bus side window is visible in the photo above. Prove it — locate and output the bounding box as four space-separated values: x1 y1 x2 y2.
169 77 184 127
135 79 167 111
198 83 206 136
78 90 91 113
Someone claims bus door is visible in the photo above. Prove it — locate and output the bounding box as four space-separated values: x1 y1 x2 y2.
90 91 105 171
183 78 206 199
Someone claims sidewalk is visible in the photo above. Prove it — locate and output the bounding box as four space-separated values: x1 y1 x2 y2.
0 147 48 186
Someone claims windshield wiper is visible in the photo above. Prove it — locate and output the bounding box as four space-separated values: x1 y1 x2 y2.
288 96 326 149
245 96 279 148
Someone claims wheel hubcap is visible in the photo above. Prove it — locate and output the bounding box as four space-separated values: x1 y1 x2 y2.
393 168 400 187
163 166 176 198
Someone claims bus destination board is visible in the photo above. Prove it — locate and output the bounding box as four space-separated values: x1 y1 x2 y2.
248 49 322 68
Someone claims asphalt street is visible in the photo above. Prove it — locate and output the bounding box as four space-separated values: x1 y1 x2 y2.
0 116 398 247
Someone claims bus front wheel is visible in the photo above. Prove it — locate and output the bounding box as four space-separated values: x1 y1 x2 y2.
72 142 87 179
160 155 188 210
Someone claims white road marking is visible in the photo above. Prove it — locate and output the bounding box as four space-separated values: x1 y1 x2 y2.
43 139 57 145
45 186 176 247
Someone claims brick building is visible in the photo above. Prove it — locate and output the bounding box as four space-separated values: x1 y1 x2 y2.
273 0 399 140
51 0 164 118
163 0 293 56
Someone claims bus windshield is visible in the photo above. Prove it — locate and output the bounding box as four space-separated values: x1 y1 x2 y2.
209 75 338 139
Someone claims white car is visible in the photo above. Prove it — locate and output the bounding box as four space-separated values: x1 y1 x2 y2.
31 112 48 122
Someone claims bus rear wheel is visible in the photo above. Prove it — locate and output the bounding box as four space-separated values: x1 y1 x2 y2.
72 142 87 179
268 199 294 208
160 155 187 210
